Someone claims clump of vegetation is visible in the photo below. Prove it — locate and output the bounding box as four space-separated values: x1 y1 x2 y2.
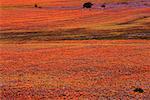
101 4 106 8
34 4 42 8
133 88 144 93
120 2 128 4
34 4 38 8
83 2 93 8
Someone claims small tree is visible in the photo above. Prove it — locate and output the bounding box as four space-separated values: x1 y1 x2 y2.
101 4 106 8
34 4 42 8
34 4 38 8
83 2 93 8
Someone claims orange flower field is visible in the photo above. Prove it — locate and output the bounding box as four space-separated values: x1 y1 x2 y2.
0 0 150 99
0 40 150 99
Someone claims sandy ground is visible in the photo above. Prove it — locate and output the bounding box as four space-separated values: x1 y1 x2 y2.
0 40 150 99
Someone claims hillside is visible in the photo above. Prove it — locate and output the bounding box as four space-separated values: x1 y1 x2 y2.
0 0 150 41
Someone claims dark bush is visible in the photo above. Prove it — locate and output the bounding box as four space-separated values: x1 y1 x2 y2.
34 4 42 8
83 2 93 8
34 4 38 8
101 4 106 8
133 88 144 93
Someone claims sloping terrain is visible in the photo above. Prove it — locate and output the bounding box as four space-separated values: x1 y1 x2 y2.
0 0 150 41
0 1 150 99
1 40 150 99
0 0 137 7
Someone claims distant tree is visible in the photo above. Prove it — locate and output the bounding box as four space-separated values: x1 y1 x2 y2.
83 2 93 8
34 4 38 8
101 4 106 8
34 4 42 8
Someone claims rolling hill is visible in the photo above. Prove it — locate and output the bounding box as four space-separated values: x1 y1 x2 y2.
0 0 150 41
